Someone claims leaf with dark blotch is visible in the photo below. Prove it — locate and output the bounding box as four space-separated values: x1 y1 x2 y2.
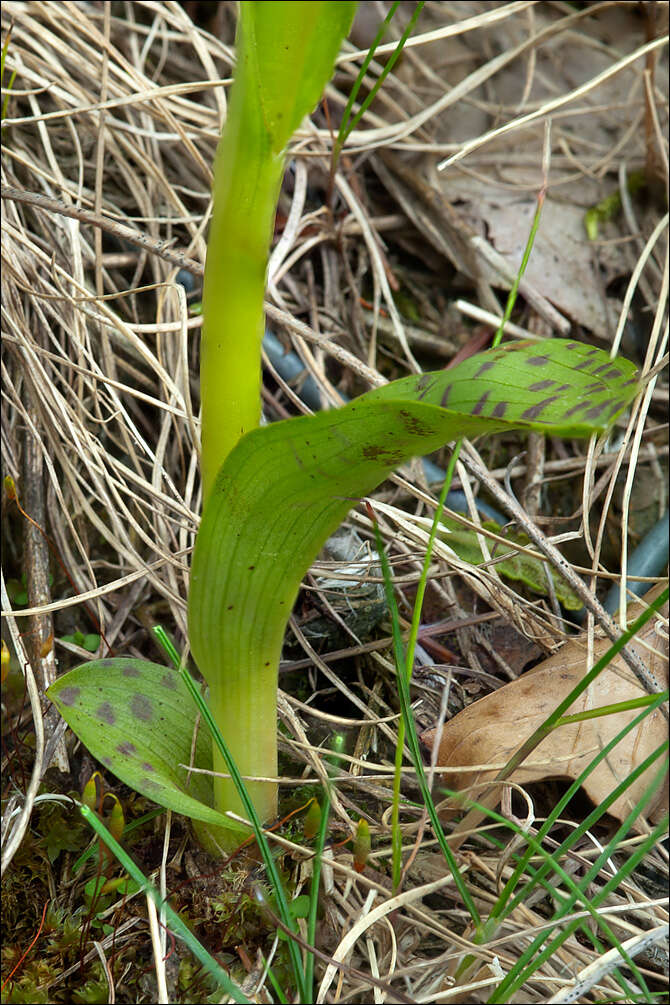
189 339 639 706
47 659 243 833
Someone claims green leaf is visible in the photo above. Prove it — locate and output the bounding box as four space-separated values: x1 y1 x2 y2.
60 630 100 651
46 659 243 835
289 894 311 919
188 337 639 825
38 807 86 863
190 337 638 676
243 1 357 155
432 516 582 609
6 576 27 606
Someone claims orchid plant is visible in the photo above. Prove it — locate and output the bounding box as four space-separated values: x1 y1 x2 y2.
48 2 641 855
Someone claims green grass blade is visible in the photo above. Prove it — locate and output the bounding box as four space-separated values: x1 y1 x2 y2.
388 174 547 886
490 698 669 926
153 625 309 997
177 663 309 1001
333 1 400 164
334 2 424 164
368 504 482 930
493 587 668 783
487 801 669 1002
305 754 337 998
554 691 666 726
79 804 252 1004
1 21 17 124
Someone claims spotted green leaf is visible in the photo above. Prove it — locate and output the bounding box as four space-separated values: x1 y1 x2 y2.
188 338 640 827
46 659 243 835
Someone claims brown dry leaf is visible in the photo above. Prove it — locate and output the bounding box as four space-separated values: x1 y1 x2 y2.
374 2 668 339
423 588 669 824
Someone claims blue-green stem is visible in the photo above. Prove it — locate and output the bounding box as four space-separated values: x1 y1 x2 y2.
487 792 668 1002
450 593 668 985
370 505 482 929
179 661 309 1001
305 736 342 996
152 625 310 998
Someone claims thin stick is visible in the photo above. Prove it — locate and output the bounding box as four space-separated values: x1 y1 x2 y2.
1 184 203 275
459 445 668 712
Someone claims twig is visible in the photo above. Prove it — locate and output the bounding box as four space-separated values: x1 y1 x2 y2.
22 426 69 772
0 184 203 275
459 445 668 713
0 575 46 876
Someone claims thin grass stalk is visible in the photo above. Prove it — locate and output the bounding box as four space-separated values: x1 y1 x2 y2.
305 794 329 998
496 587 668 783
555 691 664 724
264 966 289 1005
464 734 668 993
490 696 669 925
487 797 669 1002
305 743 339 998
332 1 423 166
1 22 17 123
79 804 251 1004
178 663 309 1001
388 145 549 886
369 503 482 930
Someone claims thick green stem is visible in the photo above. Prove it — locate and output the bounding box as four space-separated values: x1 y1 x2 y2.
200 31 283 503
207 662 279 834
200 2 357 502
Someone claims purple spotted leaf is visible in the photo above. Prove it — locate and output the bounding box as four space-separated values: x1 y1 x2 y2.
188 338 640 829
363 339 638 432
47 659 244 834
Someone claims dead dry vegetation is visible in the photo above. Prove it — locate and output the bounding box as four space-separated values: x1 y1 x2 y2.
1 2 668 1003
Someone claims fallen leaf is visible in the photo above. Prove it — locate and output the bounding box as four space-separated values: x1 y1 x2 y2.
422 588 668 824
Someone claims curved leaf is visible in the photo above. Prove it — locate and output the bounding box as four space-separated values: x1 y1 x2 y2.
47 659 243 834
429 516 582 610
243 1 357 155
188 338 639 822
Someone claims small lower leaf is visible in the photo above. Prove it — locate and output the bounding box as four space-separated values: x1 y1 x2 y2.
47 658 243 833
434 516 582 610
